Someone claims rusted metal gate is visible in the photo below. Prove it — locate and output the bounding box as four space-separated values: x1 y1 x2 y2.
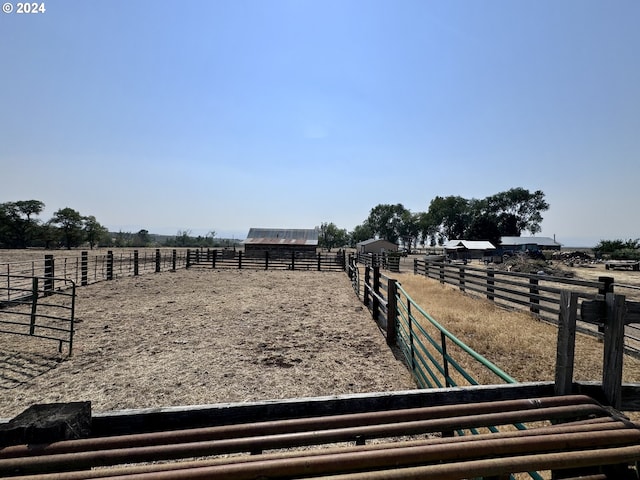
2 390 640 479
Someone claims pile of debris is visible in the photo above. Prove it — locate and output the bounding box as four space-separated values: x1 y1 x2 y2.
551 251 595 266
496 256 564 276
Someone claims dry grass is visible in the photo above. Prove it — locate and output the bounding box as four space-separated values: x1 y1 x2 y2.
393 272 640 386
0 269 415 419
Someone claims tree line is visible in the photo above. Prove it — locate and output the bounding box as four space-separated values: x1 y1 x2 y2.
0 200 238 250
318 187 550 252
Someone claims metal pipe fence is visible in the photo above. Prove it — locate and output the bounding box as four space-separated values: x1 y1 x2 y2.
0 274 75 355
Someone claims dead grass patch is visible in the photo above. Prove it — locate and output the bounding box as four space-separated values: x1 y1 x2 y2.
393 272 640 386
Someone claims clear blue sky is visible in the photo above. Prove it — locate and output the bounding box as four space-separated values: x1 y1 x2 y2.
1 1 638 247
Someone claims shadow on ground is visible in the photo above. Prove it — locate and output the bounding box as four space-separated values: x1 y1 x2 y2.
0 350 62 389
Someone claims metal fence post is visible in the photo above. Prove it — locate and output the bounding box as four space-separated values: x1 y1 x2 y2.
30 277 38 335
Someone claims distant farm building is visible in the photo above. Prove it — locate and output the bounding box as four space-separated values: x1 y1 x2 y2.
500 236 562 252
243 228 319 257
444 240 496 261
357 238 398 255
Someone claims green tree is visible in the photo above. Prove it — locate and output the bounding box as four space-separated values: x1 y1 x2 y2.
349 223 374 246
365 203 409 244
426 196 470 241
398 211 420 252
0 200 45 248
318 222 349 252
83 216 109 249
485 188 549 236
593 239 640 259
131 229 151 247
52 207 84 249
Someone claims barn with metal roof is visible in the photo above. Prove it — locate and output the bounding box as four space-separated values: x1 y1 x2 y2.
243 228 319 257
500 236 562 251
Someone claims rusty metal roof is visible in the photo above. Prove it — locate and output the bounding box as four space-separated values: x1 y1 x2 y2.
243 228 319 246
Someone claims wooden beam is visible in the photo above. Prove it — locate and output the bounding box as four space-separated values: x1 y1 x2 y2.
603 293 627 409
555 291 579 396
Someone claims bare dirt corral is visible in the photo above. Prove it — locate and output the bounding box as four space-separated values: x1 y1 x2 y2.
0 268 415 419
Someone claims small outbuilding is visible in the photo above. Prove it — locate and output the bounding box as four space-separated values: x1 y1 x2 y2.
443 240 496 261
500 236 562 252
243 228 319 257
356 238 398 255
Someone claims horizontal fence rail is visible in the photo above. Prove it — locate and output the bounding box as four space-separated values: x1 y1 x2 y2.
353 263 543 478
412 259 640 356
0 274 75 355
189 250 347 272
0 249 191 299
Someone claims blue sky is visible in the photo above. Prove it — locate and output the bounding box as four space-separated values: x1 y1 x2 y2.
1 1 638 246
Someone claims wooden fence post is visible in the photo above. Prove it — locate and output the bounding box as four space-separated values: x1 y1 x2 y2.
486 268 494 301
439 263 445 284
291 252 295 271
317 252 321 271
106 251 113 280
364 266 371 307
186 249 191 268
238 251 243 269
44 254 54 294
212 249 217 269
372 266 381 323
555 291 579 396
133 250 139 276
81 251 88 286
264 251 269 270
529 277 540 314
603 293 626 409
155 249 161 273
387 278 397 346
172 249 177 271
459 266 465 292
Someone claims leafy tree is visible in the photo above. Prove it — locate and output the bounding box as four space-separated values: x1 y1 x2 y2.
131 229 151 247
349 223 374 246
365 203 409 244
318 222 349 252
416 211 439 247
84 216 109 249
485 188 549 236
51 207 84 249
0 200 45 247
593 239 640 259
426 196 469 241
398 211 420 252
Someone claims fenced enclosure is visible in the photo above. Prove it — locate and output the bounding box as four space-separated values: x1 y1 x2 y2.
0 249 190 292
413 258 640 356
0 249 191 355
0 274 75 355
188 249 347 271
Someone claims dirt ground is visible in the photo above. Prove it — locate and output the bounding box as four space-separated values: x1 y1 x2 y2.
0 268 415 420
